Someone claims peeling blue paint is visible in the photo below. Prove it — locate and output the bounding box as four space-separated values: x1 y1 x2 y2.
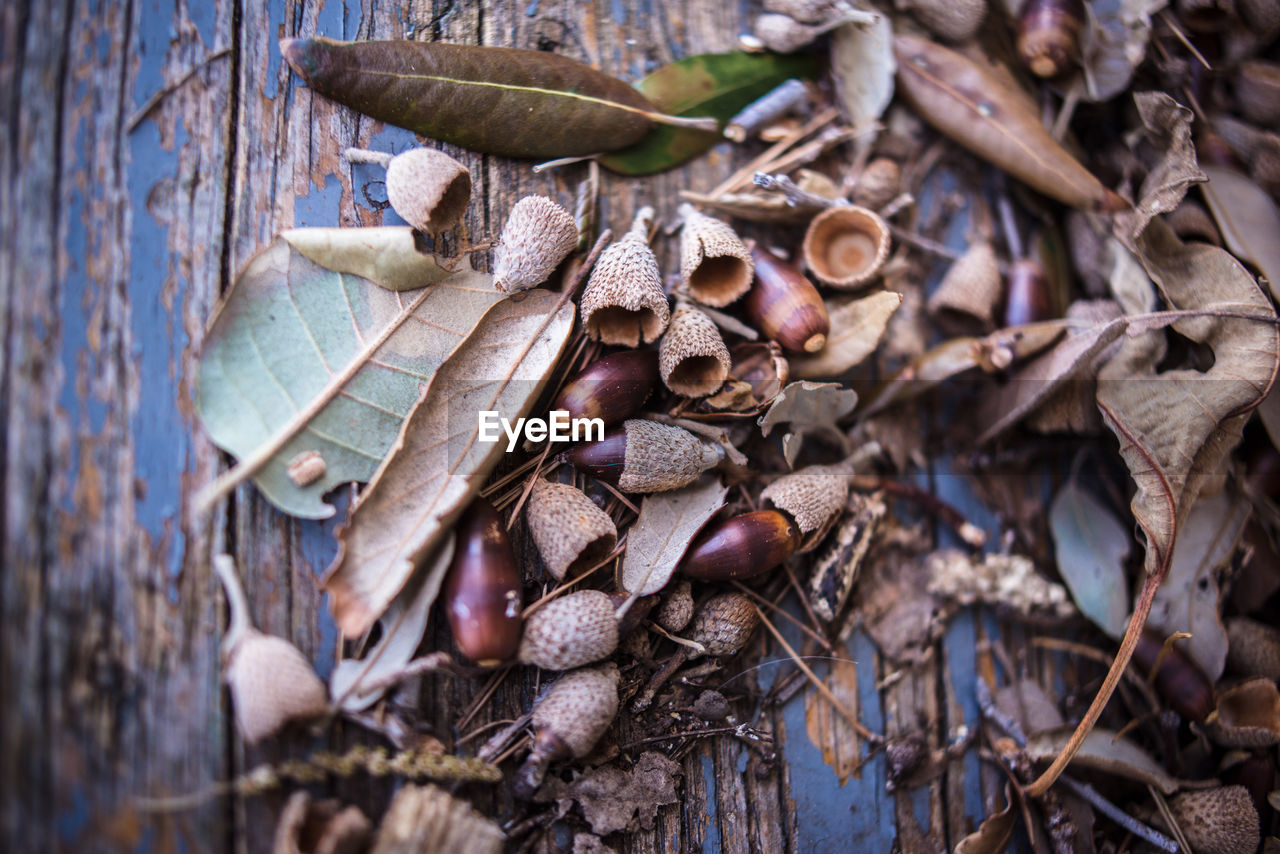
187 0 216 49
264 1 287 100
294 173 344 227
315 0 345 39
699 752 721 854
296 492 349 680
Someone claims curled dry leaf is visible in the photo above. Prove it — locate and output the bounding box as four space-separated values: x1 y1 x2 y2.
1201 165 1280 303
830 14 895 135
758 380 858 467
1115 91 1205 245
541 751 682 836
789 291 903 379
954 784 1017 854
1048 480 1131 639
621 477 729 596
195 239 503 519
324 290 575 637
281 227 460 292
1023 726 1206 794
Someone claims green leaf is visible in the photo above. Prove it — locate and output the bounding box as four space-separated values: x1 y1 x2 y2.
598 51 819 176
194 235 504 519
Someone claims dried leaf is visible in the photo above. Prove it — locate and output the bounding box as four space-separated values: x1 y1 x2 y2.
830 17 895 134
790 291 903 379
1201 165 1280 303
280 227 460 292
759 381 858 467
804 658 864 784
324 290 575 636
371 783 504 854
1049 480 1132 639
894 34 1125 212
1079 0 1167 103
195 238 503 518
283 39 657 159
545 752 682 835
1024 726 1202 794
1116 92 1205 244
1148 491 1249 682
955 784 1017 854
621 478 729 596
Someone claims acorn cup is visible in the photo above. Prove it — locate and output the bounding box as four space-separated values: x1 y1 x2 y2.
553 349 659 428
802 205 891 290
519 589 620 670
514 663 620 799
346 147 471 236
678 203 754 307
1202 678 1280 748
580 207 671 347
851 158 902 211
680 509 802 581
745 244 830 354
565 419 723 493
1016 0 1084 79
1153 787 1260 854
492 195 579 293
927 241 1003 333
760 463 851 551
659 304 732 397
443 499 523 667
526 480 617 582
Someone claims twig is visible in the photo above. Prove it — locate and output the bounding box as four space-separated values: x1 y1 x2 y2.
478 713 533 763
886 223 964 263
1159 10 1211 71
520 541 625 618
617 725 759 751
848 476 985 547
708 107 839 198
731 581 833 652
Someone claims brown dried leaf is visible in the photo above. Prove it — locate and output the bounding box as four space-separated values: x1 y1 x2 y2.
759 381 858 467
790 291 904 379
830 15 895 134
1115 92 1205 244
1024 726 1202 794
324 291 575 636
549 752 682 836
621 477 729 596
955 784 1017 854
1201 165 1280 303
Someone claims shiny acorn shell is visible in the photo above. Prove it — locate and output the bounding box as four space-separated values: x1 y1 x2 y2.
1016 0 1084 79
442 499 523 667
745 245 830 354
1003 259 1053 327
552 349 658 427
680 509 802 581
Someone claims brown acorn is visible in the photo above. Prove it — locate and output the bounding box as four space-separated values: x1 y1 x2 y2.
802 205 891 290
745 245 830 354
760 463 851 550
580 207 671 347
689 593 760 657
678 204 754 306
514 663 620 799
1154 787 1260 854
659 304 732 397
680 510 802 581
519 590 619 670
1226 616 1280 681
442 499 523 667
1016 0 1084 79
900 0 987 42
1003 258 1053 327
927 241 1003 332
553 349 659 428
1236 60 1280 129
346 147 471 236
493 196 579 293
1133 628 1214 722
851 158 902 210
565 419 722 493
526 480 617 581
654 579 694 633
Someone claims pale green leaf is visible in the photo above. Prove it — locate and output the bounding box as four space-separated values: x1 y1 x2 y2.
1049 481 1131 639
281 226 461 292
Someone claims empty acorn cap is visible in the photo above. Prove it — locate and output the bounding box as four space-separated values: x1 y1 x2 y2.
900 0 987 42
274 791 372 854
384 148 472 236
1157 787 1259 854
519 590 620 670
1203 677 1280 748
1237 60 1280 128
493 195 579 293
526 480 618 581
760 463 851 547
678 203 754 307
851 158 902 211
802 205 891 290
927 241 1003 332
581 207 671 346
619 419 723 492
659 304 732 397
531 662 621 758
1226 616 1280 680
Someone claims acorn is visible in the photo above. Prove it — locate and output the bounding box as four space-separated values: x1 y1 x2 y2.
493 195 579 293
851 158 902 211
927 241 1003 333
214 556 329 744
680 510 802 581
1236 60 1280 129
1225 616 1280 681
802 205 891 290
659 304 732 397
689 593 761 657
1154 787 1260 854
515 663 620 799
1133 628 1215 722
678 204 754 307
1003 258 1053 327
745 245 830 354
526 480 617 581
760 463 851 551
552 349 659 428
565 419 723 493
899 0 987 42
442 499 523 667
654 579 694 633
580 207 671 347
519 590 619 671
1203 678 1280 748
346 147 471 236
1016 0 1084 79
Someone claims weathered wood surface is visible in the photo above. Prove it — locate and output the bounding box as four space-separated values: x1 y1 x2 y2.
0 1 996 851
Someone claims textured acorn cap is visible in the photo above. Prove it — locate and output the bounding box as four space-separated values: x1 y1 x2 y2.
802 205 891 290
581 208 670 346
226 632 329 743
655 579 694 633
1237 60 1280 128
678 204 754 307
690 593 760 657
1226 616 1280 680
901 0 987 42
1203 677 1280 748
927 241 1003 331
526 480 618 581
493 195 579 293
384 148 472 236
659 305 732 397
619 419 723 492
370 783 503 854
851 158 902 211
532 662 621 758
1155 787 1259 854
760 463 851 546
519 590 620 670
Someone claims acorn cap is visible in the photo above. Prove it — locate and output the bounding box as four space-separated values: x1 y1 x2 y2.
927 241 1003 332
384 148 472 236
526 480 618 581
760 463 851 547
1236 60 1280 128
659 304 732 397
493 196 579 293
901 0 987 42
532 662 621 758
851 158 902 211
678 204 754 307
519 590 620 670
1156 787 1260 854
689 593 760 657
581 207 670 346
654 579 694 633
370 784 504 854
226 633 330 743
1226 616 1280 680
620 419 723 492
1203 678 1280 748
802 205 891 290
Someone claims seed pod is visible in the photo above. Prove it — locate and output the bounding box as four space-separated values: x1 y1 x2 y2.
745 245 830 354
802 205 891 290
1226 616 1280 681
1236 60 1280 128
927 241 1003 332
659 304 732 397
680 510 801 581
519 590 619 670
1003 258 1053 327
350 147 471 236
493 196 578 293
760 463 851 550
1016 0 1084 79
678 204 754 306
526 480 617 581
1203 678 1280 748
1133 629 1214 722
581 207 670 347
689 593 760 657
515 663 620 799
1155 787 1259 854
566 419 722 493
851 158 901 210
215 556 328 744
553 349 658 427
655 579 694 632
443 499 523 667
900 0 987 42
